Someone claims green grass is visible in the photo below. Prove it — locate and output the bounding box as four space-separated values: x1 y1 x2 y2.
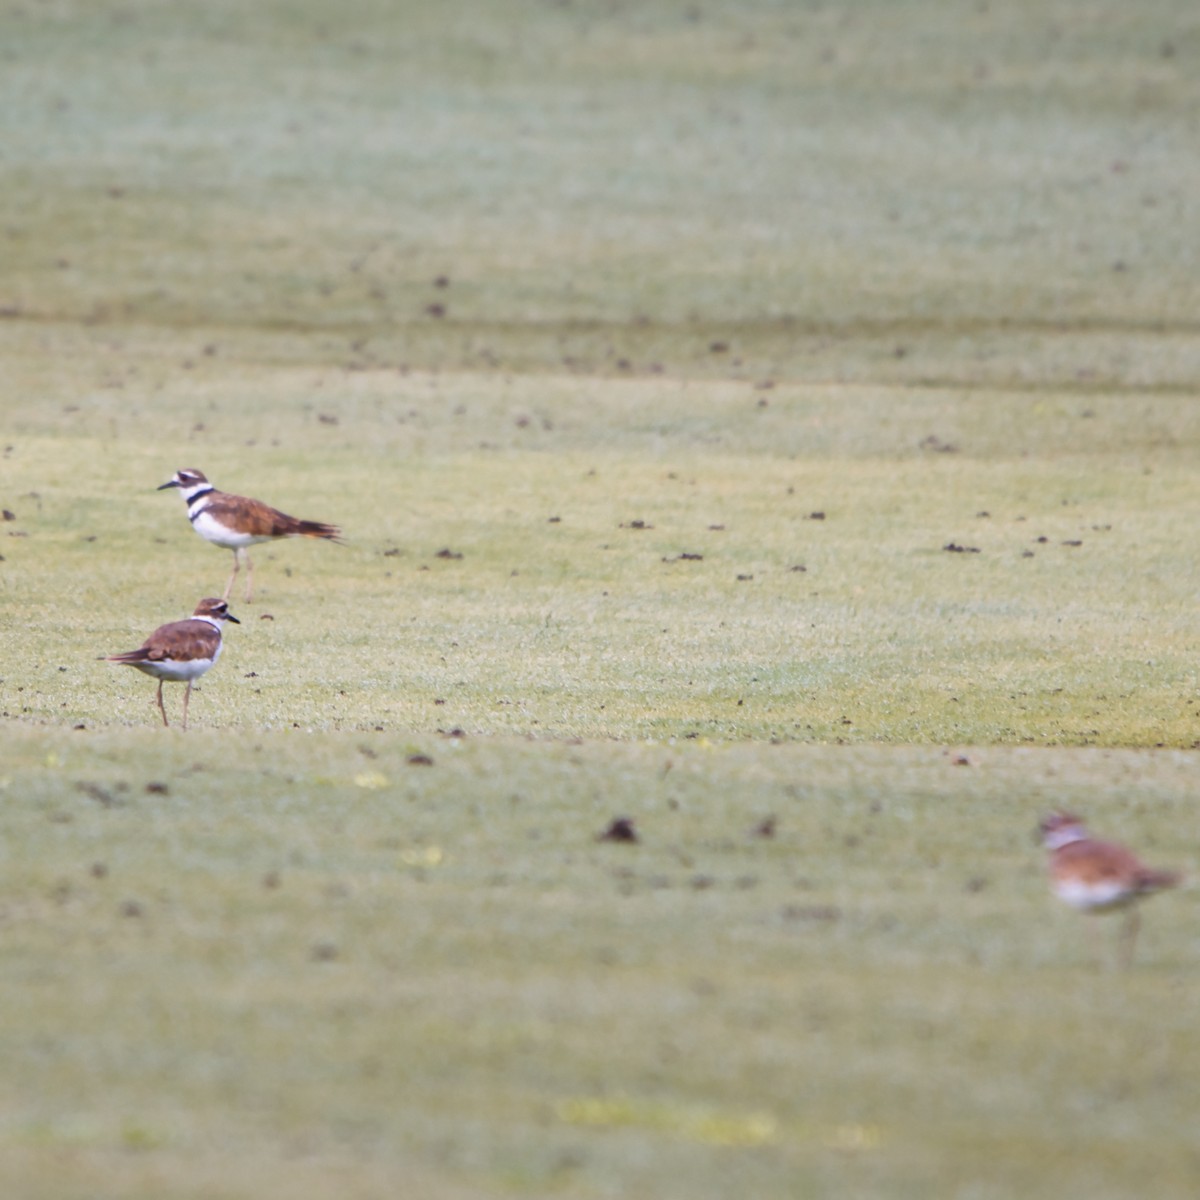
2 1 1199 1196
2 731 1198 1199
3 363 1198 745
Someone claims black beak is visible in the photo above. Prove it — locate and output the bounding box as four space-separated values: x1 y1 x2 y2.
157 479 180 490
225 613 241 624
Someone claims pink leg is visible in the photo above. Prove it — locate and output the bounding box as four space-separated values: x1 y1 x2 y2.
222 552 238 600
1117 909 1141 970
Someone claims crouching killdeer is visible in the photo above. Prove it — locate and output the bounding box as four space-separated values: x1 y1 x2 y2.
159 468 342 602
1040 811 1182 967
105 597 239 729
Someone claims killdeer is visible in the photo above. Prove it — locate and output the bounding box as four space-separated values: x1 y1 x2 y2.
105 597 239 729
158 468 342 602
1040 810 1181 967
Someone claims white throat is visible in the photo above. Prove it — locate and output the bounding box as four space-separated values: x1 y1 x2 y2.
1044 825 1088 850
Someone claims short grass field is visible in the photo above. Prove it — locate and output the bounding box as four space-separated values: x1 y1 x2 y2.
2 2 1199 1197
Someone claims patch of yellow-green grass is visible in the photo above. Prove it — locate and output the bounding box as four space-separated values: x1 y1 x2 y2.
0 729 1196 1199
3 325 1198 745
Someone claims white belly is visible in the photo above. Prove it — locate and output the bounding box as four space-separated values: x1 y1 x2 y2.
131 645 220 682
191 509 272 550
1054 878 1134 912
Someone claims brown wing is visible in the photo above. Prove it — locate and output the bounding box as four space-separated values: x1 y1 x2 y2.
207 490 341 540
106 618 221 664
1056 838 1178 893
1054 838 1144 883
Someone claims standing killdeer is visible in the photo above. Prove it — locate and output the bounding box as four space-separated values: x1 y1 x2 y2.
105 597 239 729
1040 811 1181 967
158 468 342 602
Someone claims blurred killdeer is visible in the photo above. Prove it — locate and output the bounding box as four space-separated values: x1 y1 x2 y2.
1040 811 1181 967
105 597 239 729
159 468 342 601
